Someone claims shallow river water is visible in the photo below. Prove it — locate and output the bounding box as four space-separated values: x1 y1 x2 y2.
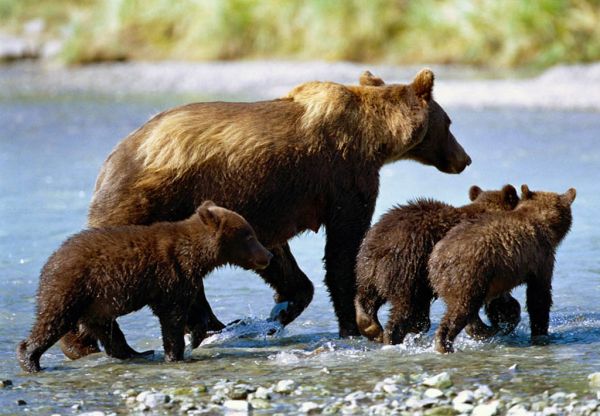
1 87 599 414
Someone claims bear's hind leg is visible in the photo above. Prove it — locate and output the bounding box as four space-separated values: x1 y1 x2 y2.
18 307 81 372
85 319 153 359
435 298 482 354
355 287 385 342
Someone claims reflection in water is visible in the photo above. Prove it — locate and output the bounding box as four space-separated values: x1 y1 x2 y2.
1 94 599 413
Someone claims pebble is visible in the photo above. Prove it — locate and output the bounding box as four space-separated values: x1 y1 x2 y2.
472 401 500 416
299 401 321 413
16 399 27 406
424 405 458 416
79 412 106 416
589 372 600 388
453 390 475 404
0 380 12 388
274 379 297 394
253 386 272 400
249 398 271 409
454 402 475 413
423 372 453 389
223 399 250 412
474 385 494 400
344 390 368 403
507 404 531 416
425 388 445 399
136 391 169 408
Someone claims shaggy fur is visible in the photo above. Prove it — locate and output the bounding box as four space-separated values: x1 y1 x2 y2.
355 185 521 345
429 186 576 353
62 69 471 359
17 202 272 372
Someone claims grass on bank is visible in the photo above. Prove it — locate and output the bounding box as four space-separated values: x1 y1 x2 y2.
1 0 599 68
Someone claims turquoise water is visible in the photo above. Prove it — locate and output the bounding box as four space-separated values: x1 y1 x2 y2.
1 90 599 414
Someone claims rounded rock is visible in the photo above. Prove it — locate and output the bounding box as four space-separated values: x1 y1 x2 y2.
274 379 297 394
423 372 453 389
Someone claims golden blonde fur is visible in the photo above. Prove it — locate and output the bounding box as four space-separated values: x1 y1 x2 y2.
133 74 428 188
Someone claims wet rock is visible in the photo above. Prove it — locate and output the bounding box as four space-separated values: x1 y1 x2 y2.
274 379 297 394
344 390 369 403
549 392 567 402
453 390 475 404
223 399 250 412
424 405 458 416
425 388 445 399
506 404 531 416
136 391 169 408
0 380 12 388
228 384 256 400
542 405 560 415
71 403 82 410
472 401 500 416
79 412 106 416
299 401 322 413
474 385 494 400
249 398 271 410
179 401 198 412
453 402 474 413
253 386 271 400
531 401 549 412
589 373 600 388
16 399 26 406
423 372 453 389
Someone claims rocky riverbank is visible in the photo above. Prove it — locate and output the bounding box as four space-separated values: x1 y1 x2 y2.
8 370 594 415
1 60 600 110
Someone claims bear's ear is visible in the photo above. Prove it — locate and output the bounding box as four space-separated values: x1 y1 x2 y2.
501 185 519 208
468 185 483 201
359 70 385 86
197 201 221 230
562 188 577 205
412 68 435 102
521 184 533 199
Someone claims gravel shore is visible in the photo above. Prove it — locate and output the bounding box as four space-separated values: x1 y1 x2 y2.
2 60 600 110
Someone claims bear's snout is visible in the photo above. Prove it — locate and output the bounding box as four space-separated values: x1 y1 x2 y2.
253 249 273 270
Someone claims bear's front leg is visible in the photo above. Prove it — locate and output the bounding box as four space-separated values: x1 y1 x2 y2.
324 192 376 337
155 307 187 362
186 281 225 348
257 243 314 326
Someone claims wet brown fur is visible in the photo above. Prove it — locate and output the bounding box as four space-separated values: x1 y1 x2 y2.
17 202 272 372
355 185 521 345
63 69 471 358
429 186 576 353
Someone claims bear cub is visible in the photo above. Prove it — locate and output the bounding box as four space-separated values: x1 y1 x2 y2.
429 186 575 353
17 201 272 373
355 185 521 345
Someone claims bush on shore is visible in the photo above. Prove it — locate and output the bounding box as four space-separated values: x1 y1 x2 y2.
1 0 599 68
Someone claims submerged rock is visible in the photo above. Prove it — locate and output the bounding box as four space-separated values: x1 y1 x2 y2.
274 379 297 394
423 372 453 389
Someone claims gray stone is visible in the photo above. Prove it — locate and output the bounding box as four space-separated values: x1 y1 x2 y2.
423 372 453 389
453 390 475 405
223 399 250 412
425 388 445 399
299 401 322 413
274 379 297 394
472 401 500 416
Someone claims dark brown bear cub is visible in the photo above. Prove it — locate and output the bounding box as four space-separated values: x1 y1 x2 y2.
429 186 576 353
355 185 521 345
17 201 272 373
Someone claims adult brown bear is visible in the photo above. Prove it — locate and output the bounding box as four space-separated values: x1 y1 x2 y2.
61 69 471 359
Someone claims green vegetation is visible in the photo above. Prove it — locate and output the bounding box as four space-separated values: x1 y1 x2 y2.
1 0 599 68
